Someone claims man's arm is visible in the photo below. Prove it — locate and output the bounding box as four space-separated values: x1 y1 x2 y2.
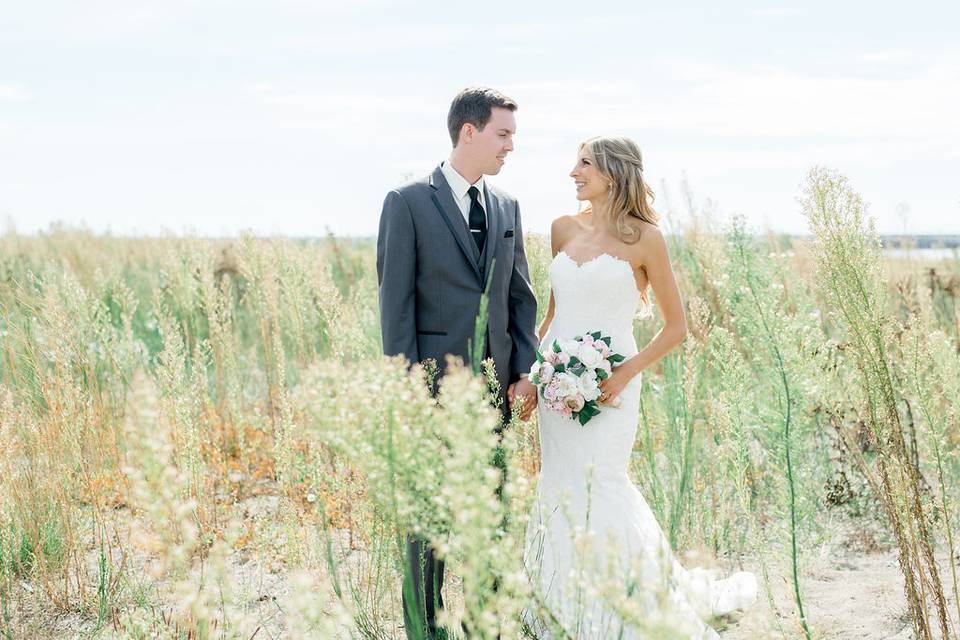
507 201 539 381
376 189 419 365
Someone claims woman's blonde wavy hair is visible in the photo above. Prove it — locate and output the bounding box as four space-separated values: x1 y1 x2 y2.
580 136 659 243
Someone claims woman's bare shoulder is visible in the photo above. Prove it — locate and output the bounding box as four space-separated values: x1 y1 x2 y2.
631 221 668 264
550 214 583 249
636 220 663 241
550 213 583 233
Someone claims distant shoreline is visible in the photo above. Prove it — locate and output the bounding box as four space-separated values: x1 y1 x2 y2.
3 228 960 249
877 235 960 249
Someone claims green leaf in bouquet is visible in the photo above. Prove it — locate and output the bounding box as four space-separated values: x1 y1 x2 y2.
568 356 580 367
532 373 541 385
536 350 545 363
601 336 612 346
572 404 592 425
596 368 608 380
590 331 601 340
609 354 625 363
555 363 566 373
552 340 562 353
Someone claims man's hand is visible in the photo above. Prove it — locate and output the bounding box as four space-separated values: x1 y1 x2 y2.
507 377 538 421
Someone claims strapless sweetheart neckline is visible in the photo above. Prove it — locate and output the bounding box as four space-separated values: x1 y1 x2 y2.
555 249 632 270
553 250 641 298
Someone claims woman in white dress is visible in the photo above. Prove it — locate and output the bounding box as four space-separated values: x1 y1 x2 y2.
523 136 756 639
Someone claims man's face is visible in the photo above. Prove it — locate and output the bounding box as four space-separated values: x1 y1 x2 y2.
467 107 516 175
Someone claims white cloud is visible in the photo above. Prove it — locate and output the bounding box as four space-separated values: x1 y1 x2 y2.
506 55 960 143
250 87 441 141
245 83 275 94
749 7 803 18
262 92 430 112
279 21 548 54
0 84 30 101
671 58 960 139
858 50 918 63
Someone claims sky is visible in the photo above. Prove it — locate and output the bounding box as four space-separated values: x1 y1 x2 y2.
1 1 958 238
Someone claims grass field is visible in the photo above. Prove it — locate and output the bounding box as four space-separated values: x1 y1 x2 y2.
1 168 959 639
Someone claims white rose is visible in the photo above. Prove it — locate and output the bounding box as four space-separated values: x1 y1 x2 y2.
577 342 603 368
554 372 578 397
539 362 555 383
578 373 601 401
530 361 542 378
559 339 581 358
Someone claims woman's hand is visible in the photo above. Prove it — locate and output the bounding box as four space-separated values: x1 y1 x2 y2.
597 365 635 406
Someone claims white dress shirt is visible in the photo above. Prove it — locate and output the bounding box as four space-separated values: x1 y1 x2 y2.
441 159 486 227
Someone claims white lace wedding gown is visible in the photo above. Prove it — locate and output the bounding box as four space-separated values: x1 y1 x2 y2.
524 251 757 639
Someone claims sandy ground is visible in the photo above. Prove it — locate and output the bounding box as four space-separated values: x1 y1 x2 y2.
718 525 960 640
724 551 917 639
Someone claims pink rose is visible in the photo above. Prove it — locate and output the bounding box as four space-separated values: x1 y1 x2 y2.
565 393 585 411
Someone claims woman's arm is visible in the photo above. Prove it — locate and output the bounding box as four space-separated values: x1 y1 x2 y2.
537 217 570 342
621 225 687 378
537 291 555 343
598 226 687 405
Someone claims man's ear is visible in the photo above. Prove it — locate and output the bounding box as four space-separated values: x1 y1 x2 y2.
460 122 474 144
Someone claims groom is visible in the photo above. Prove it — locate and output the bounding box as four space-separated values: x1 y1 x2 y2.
376 86 539 639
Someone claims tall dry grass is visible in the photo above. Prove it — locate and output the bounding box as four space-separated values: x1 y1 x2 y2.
0 170 958 638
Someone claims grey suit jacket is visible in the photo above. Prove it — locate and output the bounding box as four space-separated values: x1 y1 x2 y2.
376 164 539 399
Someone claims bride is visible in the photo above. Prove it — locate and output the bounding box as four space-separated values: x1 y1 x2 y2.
522 136 757 639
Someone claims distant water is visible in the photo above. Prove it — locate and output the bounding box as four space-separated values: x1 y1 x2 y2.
883 247 959 260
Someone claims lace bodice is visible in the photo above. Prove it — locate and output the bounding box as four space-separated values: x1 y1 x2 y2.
546 251 645 358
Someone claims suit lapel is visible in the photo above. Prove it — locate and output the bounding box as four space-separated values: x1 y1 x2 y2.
429 166 482 284
482 185 501 284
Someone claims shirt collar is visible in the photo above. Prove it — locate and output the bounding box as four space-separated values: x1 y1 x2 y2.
442 158 485 204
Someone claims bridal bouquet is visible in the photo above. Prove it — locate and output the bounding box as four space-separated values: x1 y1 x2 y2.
528 331 625 426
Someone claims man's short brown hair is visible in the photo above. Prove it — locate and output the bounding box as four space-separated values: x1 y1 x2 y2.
447 86 518 146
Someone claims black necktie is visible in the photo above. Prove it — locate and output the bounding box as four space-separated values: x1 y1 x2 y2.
467 186 486 254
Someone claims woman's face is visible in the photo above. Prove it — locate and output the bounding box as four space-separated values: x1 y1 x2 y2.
569 146 608 201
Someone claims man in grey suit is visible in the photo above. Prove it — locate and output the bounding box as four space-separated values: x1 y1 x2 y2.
376 86 539 639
